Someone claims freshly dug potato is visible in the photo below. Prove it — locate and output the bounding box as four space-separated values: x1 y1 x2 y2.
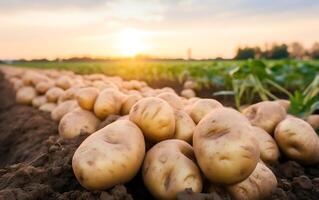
59 108 101 139
193 107 260 184
58 87 81 103
274 117 319 164
189 99 223 124
51 100 79 121
242 101 286 134
35 81 54 94
93 89 124 119
157 92 183 110
306 114 319 130
274 99 290 111
12 79 24 91
98 114 121 130
46 87 64 102
183 80 196 89
76 87 99 110
143 139 202 200
16 86 37 105
32 96 47 108
120 94 142 115
129 97 175 142
72 120 145 190
174 110 196 143
226 162 277 200
55 76 72 90
39 102 57 112
180 89 196 99
252 126 280 164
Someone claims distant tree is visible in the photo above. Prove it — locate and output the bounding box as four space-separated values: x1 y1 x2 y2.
234 47 258 60
289 42 305 59
268 44 289 59
311 42 319 59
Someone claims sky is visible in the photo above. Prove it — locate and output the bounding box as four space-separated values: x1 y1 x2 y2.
0 0 318 60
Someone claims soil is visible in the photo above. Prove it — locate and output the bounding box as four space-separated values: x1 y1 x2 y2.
0 72 318 200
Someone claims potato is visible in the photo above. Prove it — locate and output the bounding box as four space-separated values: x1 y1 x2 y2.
16 86 37 105
39 102 57 112
120 94 142 115
189 99 223 124
72 120 145 190
242 101 286 134
46 87 64 102
32 96 47 108
12 79 24 91
129 97 175 142
143 139 202 200
274 99 290 111
174 110 196 143
252 126 280 164
55 76 72 90
180 89 196 99
58 87 80 103
76 87 99 110
59 108 101 139
35 81 54 94
93 89 125 119
157 92 183 110
193 107 260 184
226 162 277 200
51 100 79 121
274 117 319 164
306 114 319 130
183 80 196 89
98 114 121 130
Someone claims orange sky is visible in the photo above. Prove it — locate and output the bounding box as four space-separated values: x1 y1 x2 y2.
0 0 318 59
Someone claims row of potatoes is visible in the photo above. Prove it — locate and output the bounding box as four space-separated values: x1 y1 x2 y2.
2 66 319 200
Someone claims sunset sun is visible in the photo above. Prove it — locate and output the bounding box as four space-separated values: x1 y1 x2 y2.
118 29 147 57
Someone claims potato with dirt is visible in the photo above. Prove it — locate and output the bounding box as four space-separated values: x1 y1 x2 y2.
193 107 260 184
129 97 175 143
274 117 319 165
59 108 101 139
174 110 196 143
189 99 223 124
94 89 124 119
16 86 37 105
226 162 277 200
76 87 99 110
242 101 286 134
51 100 79 121
143 139 202 200
72 120 145 190
120 94 142 115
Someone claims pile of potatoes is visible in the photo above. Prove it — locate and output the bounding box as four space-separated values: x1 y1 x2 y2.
2 66 319 200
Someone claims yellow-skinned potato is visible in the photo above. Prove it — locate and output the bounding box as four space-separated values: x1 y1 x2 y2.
193 107 260 184
59 108 101 139
58 87 80 103
242 101 286 134
252 126 280 164
32 96 47 108
129 97 175 143
306 114 319 130
76 87 100 110
120 94 142 115
143 139 202 200
157 92 183 110
93 89 124 119
274 99 290 111
51 100 79 121
35 81 54 94
274 117 319 164
189 99 223 124
46 87 64 103
72 120 145 190
55 76 72 90
226 162 277 200
174 110 196 144
180 89 196 99
16 86 37 105
39 102 57 112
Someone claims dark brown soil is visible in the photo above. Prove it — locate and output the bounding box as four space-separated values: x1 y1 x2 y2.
0 71 318 200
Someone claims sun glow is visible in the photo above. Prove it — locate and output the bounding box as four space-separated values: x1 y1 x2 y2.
118 29 147 57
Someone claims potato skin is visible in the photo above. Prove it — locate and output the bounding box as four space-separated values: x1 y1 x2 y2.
174 110 196 143
16 86 37 105
274 99 290 111
35 81 54 94
39 102 57 112
193 107 260 184
129 97 176 143
306 114 319 130
46 87 64 103
274 117 319 164
51 100 79 121
157 92 183 110
180 89 196 99
252 126 280 164
226 162 277 200
72 120 145 190
55 76 72 90
242 101 286 134
143 139 202 200
120 94 142 115
76 87 99 110
59 108 101 139
93 89 124 119
32 95 47 108
189 99 223 124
